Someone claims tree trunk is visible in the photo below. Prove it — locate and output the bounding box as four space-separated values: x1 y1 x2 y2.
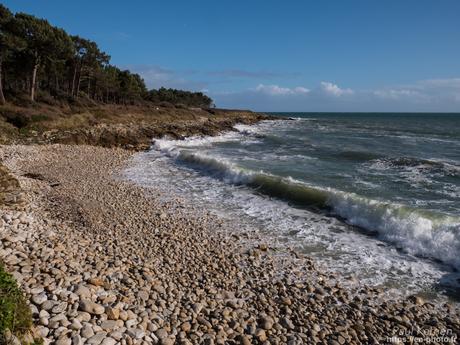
76 65 82 98
92 78 97 99
71 64 77 96
31 62 39 102
0 57 5 105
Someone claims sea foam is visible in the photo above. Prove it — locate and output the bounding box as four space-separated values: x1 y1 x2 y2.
152 136 460 270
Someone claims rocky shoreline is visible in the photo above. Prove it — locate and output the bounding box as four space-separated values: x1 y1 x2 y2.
1 144 459 345
1 104 272 152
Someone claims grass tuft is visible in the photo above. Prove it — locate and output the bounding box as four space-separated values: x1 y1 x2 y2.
0 264 32 336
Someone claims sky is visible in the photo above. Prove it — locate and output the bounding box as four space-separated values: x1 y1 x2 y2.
3 0 460 112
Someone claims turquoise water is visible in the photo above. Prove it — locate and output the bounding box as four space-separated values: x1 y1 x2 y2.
126 113 460 299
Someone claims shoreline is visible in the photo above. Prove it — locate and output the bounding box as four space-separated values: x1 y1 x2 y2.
1 104 274 151
133 119 460 302
1 144 459 344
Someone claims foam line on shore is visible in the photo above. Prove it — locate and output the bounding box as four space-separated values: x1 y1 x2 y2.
152 136 460 270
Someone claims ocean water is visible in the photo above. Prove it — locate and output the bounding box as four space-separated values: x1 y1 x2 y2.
125 113 460 300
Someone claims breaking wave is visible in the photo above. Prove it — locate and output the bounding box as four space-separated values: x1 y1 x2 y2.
153 138 460 270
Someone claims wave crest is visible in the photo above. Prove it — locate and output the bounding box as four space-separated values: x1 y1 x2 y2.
153 138 460 270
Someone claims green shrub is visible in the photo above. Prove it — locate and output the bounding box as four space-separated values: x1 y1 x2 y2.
31 338 44 345
0 264 32 338
30 114 52 123
1 110 32 129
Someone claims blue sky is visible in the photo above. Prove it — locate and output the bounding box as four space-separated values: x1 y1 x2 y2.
4 0 460 111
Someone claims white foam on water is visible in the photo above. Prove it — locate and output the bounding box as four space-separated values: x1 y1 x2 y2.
124 115 460 300
366 157 460 178
327 191 460 270
123 142 460 300
148 133 460 273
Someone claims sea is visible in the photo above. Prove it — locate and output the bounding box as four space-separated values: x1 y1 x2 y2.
124 113 460 301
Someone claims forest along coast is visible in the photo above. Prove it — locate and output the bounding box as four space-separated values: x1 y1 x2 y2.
0 4 271 151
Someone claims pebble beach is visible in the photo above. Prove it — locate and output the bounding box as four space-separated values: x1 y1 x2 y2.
1 144 459 345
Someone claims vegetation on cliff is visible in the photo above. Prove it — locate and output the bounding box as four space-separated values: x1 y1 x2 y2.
0 102 267 150
0 4 265 150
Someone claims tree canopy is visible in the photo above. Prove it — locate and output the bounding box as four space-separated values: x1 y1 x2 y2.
0 4 213 108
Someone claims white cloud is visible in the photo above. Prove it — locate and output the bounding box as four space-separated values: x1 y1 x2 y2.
255 84 290 95
254 82 353 97
124 65 207 90
118 67 460 111
213 77 460 111
416 78 460 103
293 86 311 94
373 89 423 100
254 84 310 96
417 78 460 89
320 82 354 96
372 78 460 104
